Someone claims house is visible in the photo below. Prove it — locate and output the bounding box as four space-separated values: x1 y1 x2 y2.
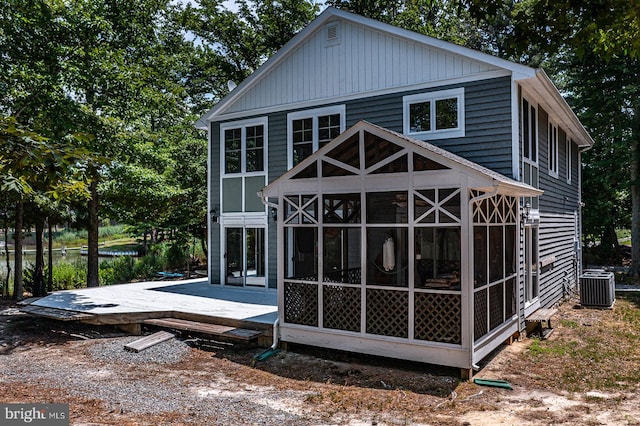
196 7 593 376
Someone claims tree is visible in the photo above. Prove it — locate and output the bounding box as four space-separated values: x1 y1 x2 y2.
1 117 91 298
462 1 640 275
184 0 319 106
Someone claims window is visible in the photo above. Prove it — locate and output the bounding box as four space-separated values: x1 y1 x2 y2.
222 118 266 175
522 98 537 163
220 118 267 213
403 88 465 140
548 122 558 178
521 97 539 210
288 105 345 168
566 138 572 184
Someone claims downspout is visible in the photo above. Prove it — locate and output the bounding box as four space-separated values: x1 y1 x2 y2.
258 191 280 351
467 182 500 371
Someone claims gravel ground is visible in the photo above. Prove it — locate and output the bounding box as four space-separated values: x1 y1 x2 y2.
3 298 640 425
1 330 315 424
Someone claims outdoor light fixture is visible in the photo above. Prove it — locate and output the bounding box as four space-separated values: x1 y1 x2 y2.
210 207 218 223
521 201 531 223
270 207 278 222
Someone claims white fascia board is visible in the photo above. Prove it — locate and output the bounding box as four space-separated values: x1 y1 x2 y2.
527 69 594 149
196 7 537 125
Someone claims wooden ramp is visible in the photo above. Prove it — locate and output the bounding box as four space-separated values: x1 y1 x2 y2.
124 331 175 353
143 318 263 343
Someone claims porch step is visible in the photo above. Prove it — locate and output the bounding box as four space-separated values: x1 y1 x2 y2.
143 318 263 343
525 308 557 339
124 330 175 353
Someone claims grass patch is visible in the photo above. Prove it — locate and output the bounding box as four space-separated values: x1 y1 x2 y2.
525 293 640 392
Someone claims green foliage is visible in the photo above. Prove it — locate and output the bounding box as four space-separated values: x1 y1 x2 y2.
99 257 136 286
51 260 87 290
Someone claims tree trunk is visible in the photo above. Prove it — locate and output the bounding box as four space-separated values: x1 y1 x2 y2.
3 211 11 298
33 217 45 297
602 224 621 262
47 218 53 292
630 104 640 277
200 237 208 259
87 180 100 287
13 200 23 301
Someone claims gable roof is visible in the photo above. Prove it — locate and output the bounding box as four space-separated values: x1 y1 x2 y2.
196 7 593 148
196 7 536 127
261 120 543 198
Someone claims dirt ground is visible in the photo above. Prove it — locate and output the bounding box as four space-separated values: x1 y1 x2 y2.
2 293 640 426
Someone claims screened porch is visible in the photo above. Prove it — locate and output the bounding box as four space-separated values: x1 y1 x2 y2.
261 121 541 371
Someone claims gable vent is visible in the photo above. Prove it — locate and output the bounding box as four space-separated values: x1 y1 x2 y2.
327 25 338 41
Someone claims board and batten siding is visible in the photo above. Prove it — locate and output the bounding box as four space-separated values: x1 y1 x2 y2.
222 18 501 116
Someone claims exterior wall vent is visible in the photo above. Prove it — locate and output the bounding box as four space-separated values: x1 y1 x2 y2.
325 22 341 47
579 269 615 308
327 25 338 40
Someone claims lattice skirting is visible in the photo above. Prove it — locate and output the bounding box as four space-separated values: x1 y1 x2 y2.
489 283 505 331
414 293 461 344
474 289 488 341
323 285 361 332
284 281 318 326
366 289 408 338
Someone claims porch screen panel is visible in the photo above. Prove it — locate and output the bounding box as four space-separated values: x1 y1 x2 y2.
324 227 361 284
284 227 318 280
472 193 518 342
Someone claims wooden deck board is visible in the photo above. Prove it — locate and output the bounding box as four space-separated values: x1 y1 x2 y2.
526 308 557 322
23 279 277 327
124 331 175 353
143 318 262 342
19 305 95 321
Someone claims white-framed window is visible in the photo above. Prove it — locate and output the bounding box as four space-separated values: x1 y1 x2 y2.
522 97 537 164
566 138 572 185
548 121 558 178
287 105 346 168
221 117 267 176
220 117 268 213
521 96 539 210
403 88 465 140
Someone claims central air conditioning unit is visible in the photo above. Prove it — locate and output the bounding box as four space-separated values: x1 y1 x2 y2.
580 269 615 308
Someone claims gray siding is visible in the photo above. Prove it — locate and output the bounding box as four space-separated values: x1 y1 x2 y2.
538 108 580 213
211 76 516 288
266 113 287 288
209 122 222 283
539 213 579 307
347 76 514 177
527 107 581 310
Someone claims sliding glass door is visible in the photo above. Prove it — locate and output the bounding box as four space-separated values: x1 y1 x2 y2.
225 227 265 287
